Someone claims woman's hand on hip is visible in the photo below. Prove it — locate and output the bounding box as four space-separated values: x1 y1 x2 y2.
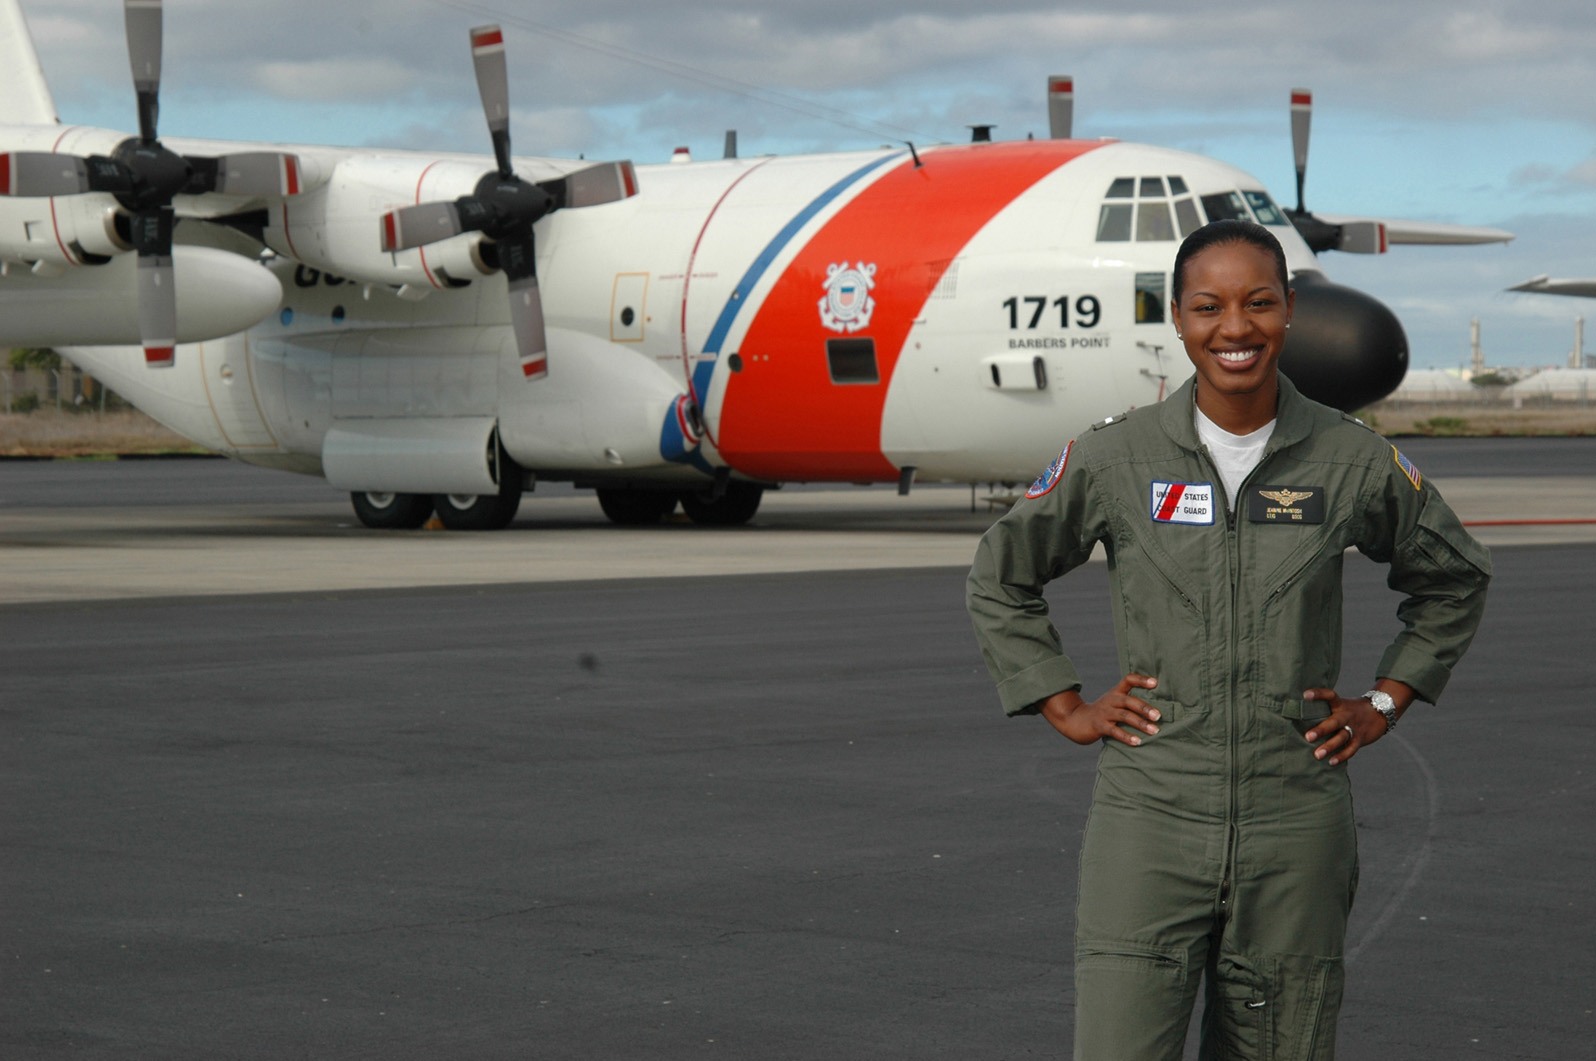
1302 689 1390 766
1040 675 1162 747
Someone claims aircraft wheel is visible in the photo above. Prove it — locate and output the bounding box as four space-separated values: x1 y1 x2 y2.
596 488 679 525
679 482 763 526
432 489 522 531
350 491 433 529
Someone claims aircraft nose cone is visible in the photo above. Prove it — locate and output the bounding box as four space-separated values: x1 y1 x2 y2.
1281 272 1408 411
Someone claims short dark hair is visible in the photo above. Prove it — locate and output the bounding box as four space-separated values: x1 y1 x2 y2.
1171 219 1290 304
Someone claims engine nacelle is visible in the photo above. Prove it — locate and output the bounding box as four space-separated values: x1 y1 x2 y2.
0 194 130 267
416 233 497 289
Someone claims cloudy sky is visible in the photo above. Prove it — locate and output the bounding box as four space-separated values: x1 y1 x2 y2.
20 0 1596 369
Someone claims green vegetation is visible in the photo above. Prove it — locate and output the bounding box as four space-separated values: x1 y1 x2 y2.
7 347 61 372
1470 371 1512 388
1418 416 1470 436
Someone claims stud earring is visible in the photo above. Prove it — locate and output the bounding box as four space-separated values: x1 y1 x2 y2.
1286 323 1292 329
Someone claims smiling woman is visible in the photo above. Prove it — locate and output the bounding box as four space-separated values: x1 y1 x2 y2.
967 219 1493 1060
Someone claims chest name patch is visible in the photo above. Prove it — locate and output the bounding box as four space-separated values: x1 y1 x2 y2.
1150 481 1215 525
1247 485 1326 524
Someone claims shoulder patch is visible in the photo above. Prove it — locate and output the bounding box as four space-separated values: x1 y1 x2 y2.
1392 445 1422 490
1025 440 1072 499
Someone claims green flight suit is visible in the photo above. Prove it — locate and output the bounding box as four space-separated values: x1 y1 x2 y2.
967 375 1490 1060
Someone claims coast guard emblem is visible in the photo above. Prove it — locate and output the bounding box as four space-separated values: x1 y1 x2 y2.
819 261 877 333
1025 441 1071 499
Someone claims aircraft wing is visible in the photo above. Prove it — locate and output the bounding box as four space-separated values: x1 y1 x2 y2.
1507 274 1596 298
1316 214 1514 246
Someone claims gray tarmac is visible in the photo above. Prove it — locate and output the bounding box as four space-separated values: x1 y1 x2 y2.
2 446 1594 1059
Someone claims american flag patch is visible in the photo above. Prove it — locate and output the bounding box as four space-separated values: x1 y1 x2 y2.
1392 446 1422 490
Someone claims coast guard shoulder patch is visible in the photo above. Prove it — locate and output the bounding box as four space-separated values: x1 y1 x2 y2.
1150 481 1215 525
1025 441 1072 499
1392 446 1422 490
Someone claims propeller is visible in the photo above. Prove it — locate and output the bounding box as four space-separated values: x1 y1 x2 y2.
379 24 639 380
1047 76 1074 140
0 0 303 368
1280 88 1386 255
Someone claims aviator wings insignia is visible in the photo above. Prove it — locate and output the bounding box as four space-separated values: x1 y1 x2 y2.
1259 488 1314 507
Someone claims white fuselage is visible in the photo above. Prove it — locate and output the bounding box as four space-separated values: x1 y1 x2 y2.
4 126 1324 489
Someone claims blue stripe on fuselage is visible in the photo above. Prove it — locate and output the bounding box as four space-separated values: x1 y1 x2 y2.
689 151 905 403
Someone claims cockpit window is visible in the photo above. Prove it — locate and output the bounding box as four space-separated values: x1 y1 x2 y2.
1200 191 1251 224
1136 202 1175 242
1139 177 1166 198
1242 190 1288 226
1097 203 1133 241
1105 177 1135 198
1173 197 1202 237
1167 176 1189 195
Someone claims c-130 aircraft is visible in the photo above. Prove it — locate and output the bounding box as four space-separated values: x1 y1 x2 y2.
0 0 1511 529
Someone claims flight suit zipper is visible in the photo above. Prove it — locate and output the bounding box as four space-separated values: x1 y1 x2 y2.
1198 439 1282 913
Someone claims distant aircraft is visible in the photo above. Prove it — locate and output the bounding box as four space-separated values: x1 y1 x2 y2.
1507 275 1596 298
1 0 1513 529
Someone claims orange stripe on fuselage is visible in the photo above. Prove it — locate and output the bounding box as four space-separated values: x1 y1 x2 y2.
716 139 1103 481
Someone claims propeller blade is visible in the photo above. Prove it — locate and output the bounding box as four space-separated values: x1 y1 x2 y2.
124 0 163 144
0 153 90 196
469 25 513 178
541 160 639 210
130 204 176 367
1047 75 1074 140
508 272 548 379
380 201 470 252
186 152 304 197
495 234 547 377
1290 88 1312 214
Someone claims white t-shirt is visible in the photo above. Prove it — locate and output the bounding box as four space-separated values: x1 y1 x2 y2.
1194 405 1276 508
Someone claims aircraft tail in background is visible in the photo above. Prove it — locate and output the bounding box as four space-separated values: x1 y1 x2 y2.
0 0 59 126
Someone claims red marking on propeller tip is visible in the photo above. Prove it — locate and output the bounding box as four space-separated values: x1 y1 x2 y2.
382 212 398 252
1291 92 1312 106
472 29 503 49
1050 79 1073 93
522 357 547 378
0 154 10 195
144 346 175 367
284 156 300 196
621 163 637 198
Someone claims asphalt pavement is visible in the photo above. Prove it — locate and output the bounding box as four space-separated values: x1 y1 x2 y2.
3 544 1592 1058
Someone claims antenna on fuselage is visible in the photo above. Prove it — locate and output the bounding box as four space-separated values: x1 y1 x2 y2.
723 130 737 159
905 141 922 168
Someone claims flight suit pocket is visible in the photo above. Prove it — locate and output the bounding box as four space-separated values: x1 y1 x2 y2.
1211 951 1345 1061
1074 940 1192 1059
1412 496 1492 581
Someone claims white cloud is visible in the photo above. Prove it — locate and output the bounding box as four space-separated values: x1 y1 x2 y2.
250 58 415 102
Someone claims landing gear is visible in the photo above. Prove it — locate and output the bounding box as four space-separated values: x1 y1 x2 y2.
350 491 433 529
432 488 522 530
679 482 763 526
596 488 679 525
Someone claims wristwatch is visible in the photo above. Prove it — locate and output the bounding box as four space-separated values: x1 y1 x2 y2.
1363 689 1398 733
